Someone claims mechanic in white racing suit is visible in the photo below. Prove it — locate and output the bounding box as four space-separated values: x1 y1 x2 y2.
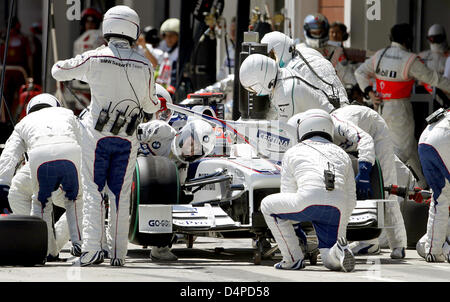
331 105 408 259
260 31 349 108
261 109 356 271
0 94 83 260
52 5 161 267
240 54 376 200
415 109 450 263
6 161 73 260
239 54 336 122
419 24 449 78
355 23 450 188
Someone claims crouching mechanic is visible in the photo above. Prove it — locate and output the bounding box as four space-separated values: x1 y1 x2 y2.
6 161 73 260
416 109 450 263
0 94 83 260
261 109 356 271
52 5 162 266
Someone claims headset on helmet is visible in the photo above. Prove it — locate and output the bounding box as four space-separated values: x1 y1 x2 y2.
261 31 295 68
303 13 330 48
239 54 278 96
287 109 334 142
102 5 140 42
171 119 216 164
26 93 61 115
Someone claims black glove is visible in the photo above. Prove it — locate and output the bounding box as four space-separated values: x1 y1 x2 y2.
0 185 12 214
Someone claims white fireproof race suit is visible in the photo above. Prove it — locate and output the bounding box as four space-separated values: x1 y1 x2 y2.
291 44 349 106
0 107 83 257
288 109 376 169
332 105 407 249
52 38 161 263
8 162 71 256
261 136 356 270
271 67 336 122
355 42 450 187
417 110 450 260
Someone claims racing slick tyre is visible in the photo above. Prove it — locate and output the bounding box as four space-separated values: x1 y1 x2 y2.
0 215 47 266
129 155 179 247
346 158 384 241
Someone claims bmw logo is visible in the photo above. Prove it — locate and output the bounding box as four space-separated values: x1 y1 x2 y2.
203 135 209 143
152 141 161 149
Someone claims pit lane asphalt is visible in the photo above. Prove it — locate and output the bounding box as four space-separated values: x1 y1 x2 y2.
0 237 448 282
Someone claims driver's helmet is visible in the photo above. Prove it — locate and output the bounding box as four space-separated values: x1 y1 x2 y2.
303 13 330 49
171 119 216 163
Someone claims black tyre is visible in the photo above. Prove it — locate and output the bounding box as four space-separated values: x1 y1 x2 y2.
0 215 47 266
346 158 384 241
128 155 179 247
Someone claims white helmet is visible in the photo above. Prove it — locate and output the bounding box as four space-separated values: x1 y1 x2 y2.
160 18 180 35
26 93 61 115
155 83 173 122
239 54 278 96
171 119 216 163
287 109 334 142
137 120 176 157
261 31 295 68
102 5 140 42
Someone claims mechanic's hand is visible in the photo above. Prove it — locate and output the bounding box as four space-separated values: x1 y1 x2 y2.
159 97 168 112
355 161 373 200
368 91 382 111
408 187 432 205
0 185 12 214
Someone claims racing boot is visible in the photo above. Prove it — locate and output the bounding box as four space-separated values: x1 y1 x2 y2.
110 258 125 267
425 253 446 263
150 246 178 262
70 243 82 257
274 258 306 270
334 237 356 272
390 247 406 259
75 251 104 266
349 239 380 256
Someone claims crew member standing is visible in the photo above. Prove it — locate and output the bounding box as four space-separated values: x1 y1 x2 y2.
52 5 161 267
355 23 450 187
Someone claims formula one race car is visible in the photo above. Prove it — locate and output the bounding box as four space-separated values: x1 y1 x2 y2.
128 103 392 265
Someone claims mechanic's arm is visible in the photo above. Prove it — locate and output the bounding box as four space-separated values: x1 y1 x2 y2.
51 52 92 83
332 116 376 166
409 57 450 93
0 129 26 187
332 116 375 199
354 56 382 109
280 151 298 193
142 70 162 115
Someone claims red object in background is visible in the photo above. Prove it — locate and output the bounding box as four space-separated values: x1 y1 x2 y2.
16 82 42 120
